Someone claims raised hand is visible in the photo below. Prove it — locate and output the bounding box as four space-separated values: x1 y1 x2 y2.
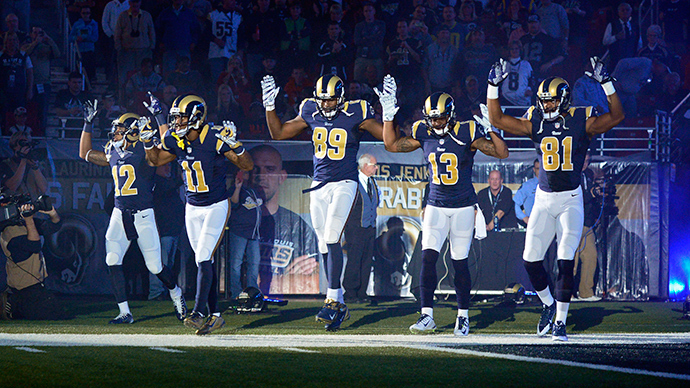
215 121 243 149
261 75 280 111
473 103 494 135
374 74 399 122
143 91 162 115
584 56 613 84
83 99 99 124
488 58 509 86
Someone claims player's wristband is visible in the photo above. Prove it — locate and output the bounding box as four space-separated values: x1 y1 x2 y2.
143 141 155 150
82 122 93 133
487 85 499 99
601 81 616 96
234 145 246 155
85 149 93 162
153 113 166 127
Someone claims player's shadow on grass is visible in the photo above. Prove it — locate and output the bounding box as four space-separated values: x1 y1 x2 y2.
470 301 522 330
346 303 419 329
237 306 324 328
569 305 643 332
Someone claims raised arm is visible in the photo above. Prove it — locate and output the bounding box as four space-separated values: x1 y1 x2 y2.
472 104 509 159
360 118 383 140
486 59 533 137
583 57 625 136
261 75 307 140
216 121 254 171
79 100 109 166
376 75 421 152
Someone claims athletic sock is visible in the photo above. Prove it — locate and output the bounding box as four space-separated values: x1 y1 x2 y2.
537 286 555 307
421 307 433 318
326 288 339 301
555 302 569 324
118 301 130 315
457 309 469 318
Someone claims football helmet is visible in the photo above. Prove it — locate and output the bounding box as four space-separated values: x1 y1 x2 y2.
423 92 456 137
313 74 345 120
536 77 571 121
109 112 141 147
168 94 207 137
236 287 265 313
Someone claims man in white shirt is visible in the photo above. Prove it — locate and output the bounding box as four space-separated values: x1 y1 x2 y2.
207 0 242 84
102 0 129 86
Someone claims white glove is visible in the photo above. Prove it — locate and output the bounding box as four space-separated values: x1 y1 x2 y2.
487 58 509 86
142 91 162 116
261 75 280 111
83 99 99 124
584 56 614 84
374 74 399 122
215 121 243 149
473 103 494 135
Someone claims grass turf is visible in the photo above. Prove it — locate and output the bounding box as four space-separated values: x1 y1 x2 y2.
0 296 688 335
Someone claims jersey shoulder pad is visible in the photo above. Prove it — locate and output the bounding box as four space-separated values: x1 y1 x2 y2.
298 98 318 119
343 99 375 121
524 106 537 120
411 120 427 140
456 120 478 142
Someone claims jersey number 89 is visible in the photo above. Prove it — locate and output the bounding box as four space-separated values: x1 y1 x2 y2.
313 127 347 160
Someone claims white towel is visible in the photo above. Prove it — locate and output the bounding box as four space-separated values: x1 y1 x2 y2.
474 205 487 240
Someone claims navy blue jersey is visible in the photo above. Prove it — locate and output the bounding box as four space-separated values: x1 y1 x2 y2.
106 140 155 211
298 99 375 182
162 124 233 206
412 119 481 208
526 106 597 192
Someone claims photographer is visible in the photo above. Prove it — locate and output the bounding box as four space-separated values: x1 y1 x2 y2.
0 132 48 199
1 200 68 320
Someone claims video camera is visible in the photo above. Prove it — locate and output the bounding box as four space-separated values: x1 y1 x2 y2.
17 139 46 161
0 192 52 230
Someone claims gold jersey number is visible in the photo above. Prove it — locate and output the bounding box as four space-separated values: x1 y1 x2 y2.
428 153 459 185
181 160 210 192
111 165 138 196
541 136 573 171
313 127 347 160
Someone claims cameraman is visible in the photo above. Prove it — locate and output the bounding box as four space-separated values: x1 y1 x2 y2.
0 132 48 198
1 201 68 320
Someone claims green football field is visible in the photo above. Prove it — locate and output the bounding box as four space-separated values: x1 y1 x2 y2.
1 297 689 387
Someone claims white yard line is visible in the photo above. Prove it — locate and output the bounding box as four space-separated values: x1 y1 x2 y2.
1 332 689 347
14 346 46 353
416 345 690 381
149 346 186 353
279 347 321 353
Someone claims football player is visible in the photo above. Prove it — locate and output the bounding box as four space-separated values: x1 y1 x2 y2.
377 75 509 336
261 73 383 331
78 101 187 324
486 56 624 341
142 93 253 335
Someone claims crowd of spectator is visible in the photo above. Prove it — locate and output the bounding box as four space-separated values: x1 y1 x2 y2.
1 0 689 138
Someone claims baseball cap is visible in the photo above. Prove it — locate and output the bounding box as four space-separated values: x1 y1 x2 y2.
14 107 27 116
528 14 540 23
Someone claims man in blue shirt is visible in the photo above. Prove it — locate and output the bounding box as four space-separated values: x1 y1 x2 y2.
513 158 540 227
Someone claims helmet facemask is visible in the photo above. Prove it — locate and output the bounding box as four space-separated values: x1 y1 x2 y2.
314 75 345 120
537 78 571 121
423 92 456 137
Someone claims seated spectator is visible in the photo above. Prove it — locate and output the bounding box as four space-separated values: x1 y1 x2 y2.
68 6 98 82
477 170 517 232
637 25 673 69
166 55 204 96
54 71 92 117
209 84 245 130
94 89 123 137
124 57 166 111
7 107 33 138
217 54 252 114
283 65 311 107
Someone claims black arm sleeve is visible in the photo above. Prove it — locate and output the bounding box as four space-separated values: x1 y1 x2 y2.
35 217 63 236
